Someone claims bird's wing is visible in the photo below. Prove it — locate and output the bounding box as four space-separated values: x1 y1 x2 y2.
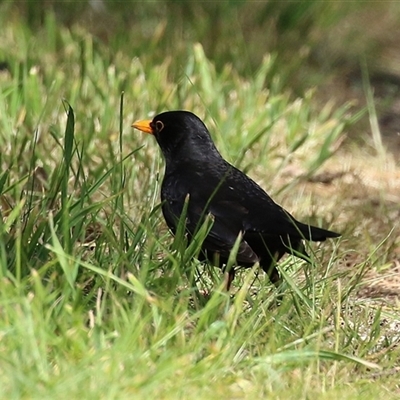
162 179 259 264
193 170 300 238
219 165 339 240
161 162 337 265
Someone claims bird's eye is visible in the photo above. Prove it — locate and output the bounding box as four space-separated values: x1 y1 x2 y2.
155 121 164 133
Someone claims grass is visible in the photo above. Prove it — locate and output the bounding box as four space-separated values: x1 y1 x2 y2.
1 4 400 399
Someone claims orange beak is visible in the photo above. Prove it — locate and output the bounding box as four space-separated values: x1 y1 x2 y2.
132 119 153 134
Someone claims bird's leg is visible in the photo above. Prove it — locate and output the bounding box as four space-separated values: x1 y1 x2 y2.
266 251 283 286
212 251 234 291
263 262 281 287
224 267 235 291
269 267 281 287
261 252 284 305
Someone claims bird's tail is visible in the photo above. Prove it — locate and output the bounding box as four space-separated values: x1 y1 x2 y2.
298 222 340 242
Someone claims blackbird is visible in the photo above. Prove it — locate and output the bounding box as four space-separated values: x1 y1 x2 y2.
132 111 340 289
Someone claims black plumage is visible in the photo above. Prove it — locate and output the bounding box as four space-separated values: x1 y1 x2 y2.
132 111 340 288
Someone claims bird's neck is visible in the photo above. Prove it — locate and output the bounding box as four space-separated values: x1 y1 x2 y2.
164 156 229 183
163 139 223 170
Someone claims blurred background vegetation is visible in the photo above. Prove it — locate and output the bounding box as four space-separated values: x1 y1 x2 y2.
2 0 400 150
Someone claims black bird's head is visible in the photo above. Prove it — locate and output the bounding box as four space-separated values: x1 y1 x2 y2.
132 111 222 166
